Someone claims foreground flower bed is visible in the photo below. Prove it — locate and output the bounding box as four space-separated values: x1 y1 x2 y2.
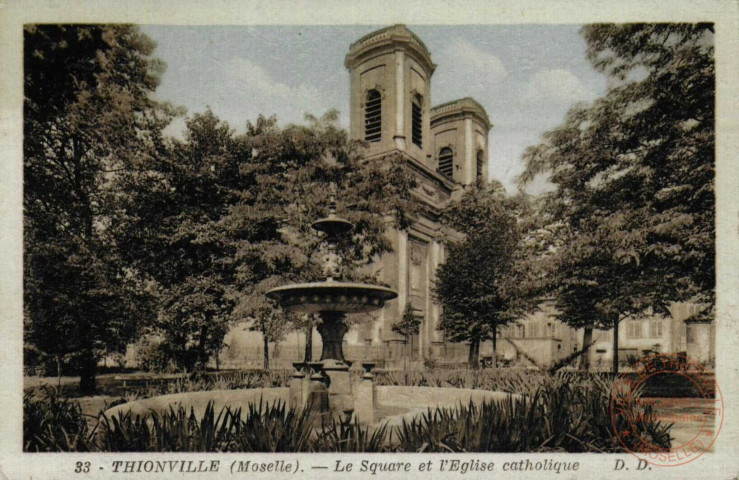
24 374 671 452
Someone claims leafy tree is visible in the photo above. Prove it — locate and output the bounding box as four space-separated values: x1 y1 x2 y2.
434 182 536 369
23 25 174 392
234 295 295 370
392 304 421 362
520 24 714 373
116 110 242 372
227 111 419 367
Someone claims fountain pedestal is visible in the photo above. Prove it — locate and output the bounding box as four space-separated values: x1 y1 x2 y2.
317 312 349 362
321 359 353 416
289 367 306 408
355 362 376 425
316 312 353 417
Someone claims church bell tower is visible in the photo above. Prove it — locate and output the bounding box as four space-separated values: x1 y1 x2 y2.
345 24 436 167
344 25 492 364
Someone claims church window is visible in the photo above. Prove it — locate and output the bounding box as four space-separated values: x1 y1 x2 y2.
438 147 453 178
411 94 423 147
476 149 485 180
364 89 382 142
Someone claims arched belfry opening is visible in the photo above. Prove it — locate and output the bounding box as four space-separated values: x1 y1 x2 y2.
476 149 485 180
438 147 454 178
430 98 492 186
411 94 423 148
364 89 382 142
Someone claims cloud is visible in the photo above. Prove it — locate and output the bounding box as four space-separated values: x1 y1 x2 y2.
218 58 329 126
523 69 594 105
158 56 333 134
440 39 507 91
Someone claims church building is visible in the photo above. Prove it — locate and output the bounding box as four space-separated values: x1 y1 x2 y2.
343 25 491 362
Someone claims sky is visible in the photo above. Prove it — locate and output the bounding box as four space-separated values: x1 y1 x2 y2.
141 25 608 194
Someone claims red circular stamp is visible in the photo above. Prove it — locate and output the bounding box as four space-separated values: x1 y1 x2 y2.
610 353 723 467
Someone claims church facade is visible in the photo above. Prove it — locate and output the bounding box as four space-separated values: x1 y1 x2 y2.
343 25 491 362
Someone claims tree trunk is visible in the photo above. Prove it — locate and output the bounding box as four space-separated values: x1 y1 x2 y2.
196 324 209 372
263 335 270 371
79 349 97 395
494 329 500 367
612 317 620 374
579 327 593 371
56 355 62 389
304 322 313 363
468 338 480 369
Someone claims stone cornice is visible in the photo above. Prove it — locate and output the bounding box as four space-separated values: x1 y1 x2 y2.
363 149 456 194
345 24 436 76
431 97 492 132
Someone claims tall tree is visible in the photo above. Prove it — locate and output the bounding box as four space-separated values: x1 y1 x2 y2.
520 24 715 373
117 110 241 372
227 111 419 367
392 304 421 362
23 25 174 392
434 182 535 369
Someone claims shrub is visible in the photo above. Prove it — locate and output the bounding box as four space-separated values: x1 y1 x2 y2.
25 372 672 453
395 375 671 453
24 387 97 452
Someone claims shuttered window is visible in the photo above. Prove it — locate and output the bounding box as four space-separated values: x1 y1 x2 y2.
411 95 423 147
627 321 643 339
650 320 664 338
438 147 453 178
364 90 382 142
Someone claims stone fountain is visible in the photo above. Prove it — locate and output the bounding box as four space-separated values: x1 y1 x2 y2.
105 194 516 431
266 194 396 422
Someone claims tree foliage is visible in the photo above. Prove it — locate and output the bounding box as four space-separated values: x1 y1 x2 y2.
520 23 715 372
226 111 419 367
116 110 242 372
23 25 175 392
435 182 537 368
119 109 419 370
392 304 422 361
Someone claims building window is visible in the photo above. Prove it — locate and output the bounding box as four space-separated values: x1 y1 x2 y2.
627 320 643 339
438 147 453 178
411 94 423 147
476 150 485 180
650 320 664 338
364 89 382 142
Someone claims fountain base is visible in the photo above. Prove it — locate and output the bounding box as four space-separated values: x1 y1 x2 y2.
316 311 349 362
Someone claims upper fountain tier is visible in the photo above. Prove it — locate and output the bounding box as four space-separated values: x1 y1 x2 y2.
266 281 397 314
266 192 397 314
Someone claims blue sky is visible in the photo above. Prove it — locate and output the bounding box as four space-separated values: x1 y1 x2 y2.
141 25 607 193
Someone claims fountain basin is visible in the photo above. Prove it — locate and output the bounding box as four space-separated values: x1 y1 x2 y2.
266 281 397 314
103 386 519 426
104 388 289 421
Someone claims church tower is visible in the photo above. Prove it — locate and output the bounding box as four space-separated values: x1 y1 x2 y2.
430 98 491 186
345 24 436 167
345 25 492 364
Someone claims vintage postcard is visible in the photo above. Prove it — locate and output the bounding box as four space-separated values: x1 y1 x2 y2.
1 0 738 479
